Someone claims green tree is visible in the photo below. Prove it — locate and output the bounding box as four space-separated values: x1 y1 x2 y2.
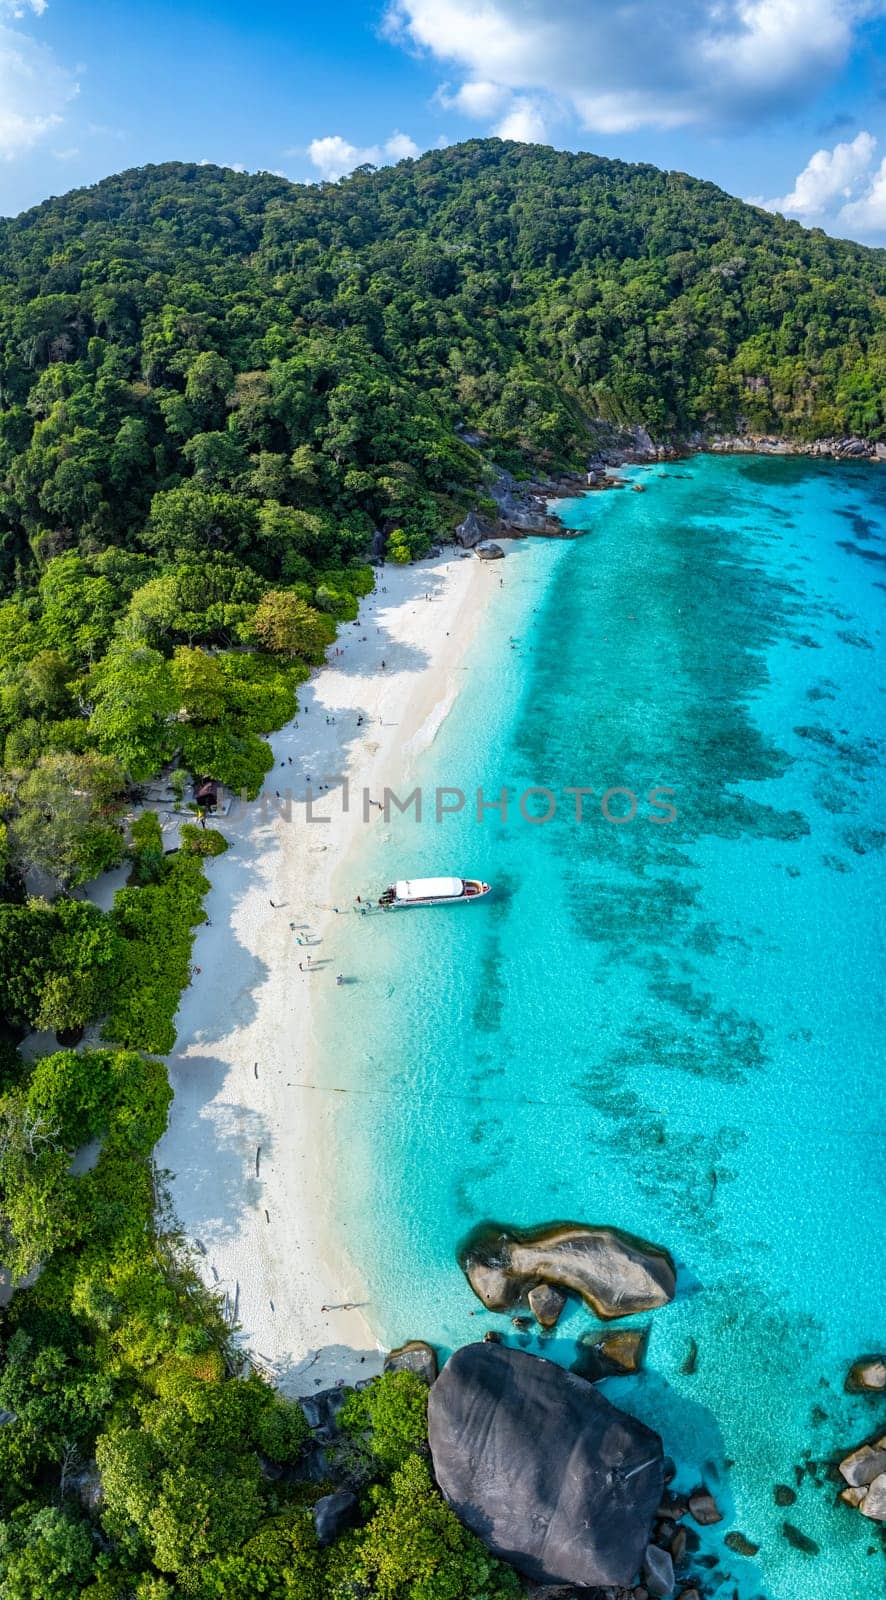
354 1454 520 1600
87 646 174 781
6 752 125 888
0 1505 96 1599
246 591 335 661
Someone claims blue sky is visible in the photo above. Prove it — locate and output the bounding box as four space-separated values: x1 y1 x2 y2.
3 0 886 242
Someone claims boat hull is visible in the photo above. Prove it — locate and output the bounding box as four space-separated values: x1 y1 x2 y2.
379 879 491 909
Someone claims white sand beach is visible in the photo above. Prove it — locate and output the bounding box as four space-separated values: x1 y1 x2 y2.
157 552 502 1394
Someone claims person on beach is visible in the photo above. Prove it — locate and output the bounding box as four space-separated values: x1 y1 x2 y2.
336 974 344 985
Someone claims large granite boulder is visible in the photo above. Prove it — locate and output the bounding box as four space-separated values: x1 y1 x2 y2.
384 1339 438 1384
476 542 504 560
460 1222 676 1320
427 1342 664 1588
455 510 491 547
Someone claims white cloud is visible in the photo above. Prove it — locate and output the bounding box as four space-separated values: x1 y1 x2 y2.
0 1 49 15
438 79 507 118
385 129 420 159
840 156 886 230
0 23 77 158
767 131 876 218
763 129 886 236
383 0 884 135
306 130 421 180
494 97 547 144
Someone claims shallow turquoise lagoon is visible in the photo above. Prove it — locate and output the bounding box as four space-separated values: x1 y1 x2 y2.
315 455 886 1600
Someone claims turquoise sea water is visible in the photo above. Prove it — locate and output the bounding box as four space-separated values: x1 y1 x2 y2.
315 455 886 1600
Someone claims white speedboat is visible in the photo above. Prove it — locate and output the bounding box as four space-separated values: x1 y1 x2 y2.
378 875 491 909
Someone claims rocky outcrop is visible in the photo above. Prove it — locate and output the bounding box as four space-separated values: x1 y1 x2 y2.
838 1438 886 1517
846 1354 886 1392
839 1442 886 1488
427 1342 664 1589
459 1221 676 1321
527 1282 566 1328
314 1489 359 1545
476 542 504 560
705 432 886 462
384 1339 438 1384
832 1435 886 1522
454 509 492 547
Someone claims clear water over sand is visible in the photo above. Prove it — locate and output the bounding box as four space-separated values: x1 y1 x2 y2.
314 455 886 1600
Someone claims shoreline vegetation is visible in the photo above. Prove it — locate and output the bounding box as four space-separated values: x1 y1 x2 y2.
0 138 883 1594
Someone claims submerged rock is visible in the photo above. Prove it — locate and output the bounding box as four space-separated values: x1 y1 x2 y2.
724 1530 759 1557
383 1340 438 1384
528 1282 566 1327
460 1221 676 1321
781 1521 820 1555
846 1355 886 1392
774 1484 796 1507
427 1342 664 1589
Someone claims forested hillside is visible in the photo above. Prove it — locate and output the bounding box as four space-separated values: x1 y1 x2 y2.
0 137 884 593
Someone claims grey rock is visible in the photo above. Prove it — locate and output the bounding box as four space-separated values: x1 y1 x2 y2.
460 1221 675 1321
687 1489 722 1526
846 1355 886 1392
314 1489 359 1546
642 1544 675 1597
427 1342 663 1589
476 542 505 560
840 1485 866 1508
839 1444 886 1488
669 1526 687 1565
66 1464 104 1514
384 1339 438 1384
455 510 490 548
528 1282 566 1328
656 1493 687 1521
859 1474 886 1521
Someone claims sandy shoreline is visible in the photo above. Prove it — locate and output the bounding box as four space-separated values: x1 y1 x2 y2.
157 552 501 1394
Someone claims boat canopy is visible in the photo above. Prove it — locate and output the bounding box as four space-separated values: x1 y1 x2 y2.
395 877 463 902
